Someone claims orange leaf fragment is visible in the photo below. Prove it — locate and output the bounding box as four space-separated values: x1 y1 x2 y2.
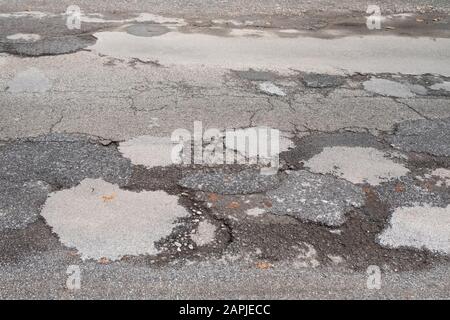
227 201 241 209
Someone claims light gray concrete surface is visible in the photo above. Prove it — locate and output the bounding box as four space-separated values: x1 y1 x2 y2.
89 31 450 75
363 78 416 98
378 205 450 254
191 220 217 247
304 146 410 185
41 178 189 260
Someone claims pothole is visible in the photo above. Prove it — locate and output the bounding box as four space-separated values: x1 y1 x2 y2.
0 34 97 56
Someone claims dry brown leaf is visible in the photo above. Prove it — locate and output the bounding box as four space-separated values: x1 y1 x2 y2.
422 182 434 191
101 193 116 202
98 257 110 264
394 184 405 193
256 262 272 270
227 201 241 209
208 193 219 202
263 199 273 208
362 186 372 194
68 251 79 257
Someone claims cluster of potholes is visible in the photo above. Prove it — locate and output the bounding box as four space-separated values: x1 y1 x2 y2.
0 117 449 272
1 11 450 58
233 69 450 99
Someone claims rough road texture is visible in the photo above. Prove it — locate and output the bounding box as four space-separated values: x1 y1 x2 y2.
0 1 449 299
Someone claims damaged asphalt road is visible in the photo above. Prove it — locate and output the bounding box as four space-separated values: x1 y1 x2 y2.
0 1 450 299
1 120 449 298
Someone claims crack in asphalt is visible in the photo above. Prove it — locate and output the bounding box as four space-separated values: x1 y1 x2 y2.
0 118 449 271
393 98 430 120
49 114 64 133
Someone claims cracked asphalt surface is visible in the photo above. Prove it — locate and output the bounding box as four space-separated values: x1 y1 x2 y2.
0 0 450 299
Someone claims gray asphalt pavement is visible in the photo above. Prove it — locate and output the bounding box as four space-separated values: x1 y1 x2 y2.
0 1 449 299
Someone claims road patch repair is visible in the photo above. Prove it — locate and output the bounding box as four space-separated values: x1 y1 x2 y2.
363 78 417 98
378 205 450 254
86 30 450 75
118 135 178 168
303 146 410 186
258 82 286 96
40 178 189 260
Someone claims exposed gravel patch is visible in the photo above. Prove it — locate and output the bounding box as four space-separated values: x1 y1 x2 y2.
179 168 282 195
0 35 96 56
0 180 51 231
267 170 364 226
0 133 132 188
387 118 450 157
